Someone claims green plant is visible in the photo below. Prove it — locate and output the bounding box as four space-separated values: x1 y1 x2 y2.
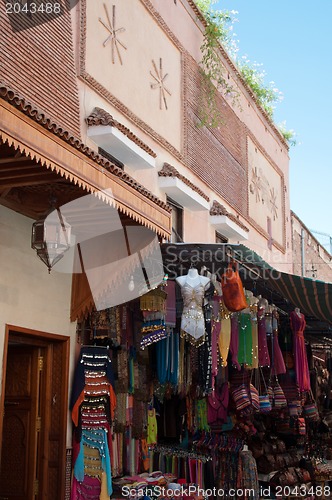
195 0 296 144
237 56 283 119
196 1 239 127
278 121 297 147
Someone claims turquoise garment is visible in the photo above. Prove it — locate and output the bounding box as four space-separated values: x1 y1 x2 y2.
156 331 179 385
74 429 113 496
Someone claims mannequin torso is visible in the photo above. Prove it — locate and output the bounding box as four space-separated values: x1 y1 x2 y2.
176 268 210 289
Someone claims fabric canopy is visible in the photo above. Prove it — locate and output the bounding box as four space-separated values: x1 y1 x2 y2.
161 243 332 326
230 244 332 324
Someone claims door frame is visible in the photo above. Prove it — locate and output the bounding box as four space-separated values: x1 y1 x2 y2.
0 324 70 499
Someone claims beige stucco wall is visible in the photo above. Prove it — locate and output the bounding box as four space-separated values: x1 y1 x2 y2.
74 0 293 273
85 0 182 151
0 206 77 446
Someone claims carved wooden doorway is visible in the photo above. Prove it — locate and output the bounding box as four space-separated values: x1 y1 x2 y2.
0 326 70 500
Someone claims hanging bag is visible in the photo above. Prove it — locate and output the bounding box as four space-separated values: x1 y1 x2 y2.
273 377 287 409
221 260 248 312
258 366 272 413
303 389 319 421
231 383 251 412
249 369 260 411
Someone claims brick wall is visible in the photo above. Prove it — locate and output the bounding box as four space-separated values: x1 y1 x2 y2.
292 212 332 282
0 8 80 137
184 54 248 216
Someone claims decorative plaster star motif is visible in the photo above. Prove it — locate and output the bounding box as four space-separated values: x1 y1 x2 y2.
250 167 261 202
269 187 278 219
99 4 127 65
150 58 172 110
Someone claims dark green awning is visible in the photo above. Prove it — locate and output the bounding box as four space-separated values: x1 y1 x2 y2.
161 242 332 326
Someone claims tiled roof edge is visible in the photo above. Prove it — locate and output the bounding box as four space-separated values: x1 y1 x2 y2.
210 200 249 232
159 162 210 202
86 107 157 158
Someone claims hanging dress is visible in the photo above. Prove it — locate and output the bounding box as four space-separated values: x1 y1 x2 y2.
250 315 259 369
257 307 271 367
180 281 206 346
229 314 241 370
290 311 310 391
238 313 253 367
271 310 286 375
218 300 231 367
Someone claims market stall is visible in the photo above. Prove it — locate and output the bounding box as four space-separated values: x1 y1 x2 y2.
69 244 332 500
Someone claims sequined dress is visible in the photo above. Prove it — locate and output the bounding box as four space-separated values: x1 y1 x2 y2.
180 281 206 346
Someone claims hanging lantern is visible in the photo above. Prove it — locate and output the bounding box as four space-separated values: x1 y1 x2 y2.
31 202 71 273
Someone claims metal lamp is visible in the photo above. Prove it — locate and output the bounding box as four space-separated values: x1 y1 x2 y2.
31 201 71 273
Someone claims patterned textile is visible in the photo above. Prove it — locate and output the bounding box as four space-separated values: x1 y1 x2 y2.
236 450 259 499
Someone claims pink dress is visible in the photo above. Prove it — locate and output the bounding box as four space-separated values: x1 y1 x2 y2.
257 307 270 367
271 310 286 375
290 311 310 391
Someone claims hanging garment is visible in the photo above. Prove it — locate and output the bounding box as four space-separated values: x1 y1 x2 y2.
290 311 311 391
218 317 231 367
236 450 259 499
165 280 176 327
180 282 206 346
211 295 222 383
238 313 253 367
74 428 112 496
271 331 286 375
257 307 270 367
147 408 158 445
229 314 241 370
250 319 259 369
70 346 116 427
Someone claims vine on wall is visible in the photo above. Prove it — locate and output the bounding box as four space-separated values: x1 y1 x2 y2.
196 0 296 146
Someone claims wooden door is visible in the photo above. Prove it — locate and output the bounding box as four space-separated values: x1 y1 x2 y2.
0 345 42 500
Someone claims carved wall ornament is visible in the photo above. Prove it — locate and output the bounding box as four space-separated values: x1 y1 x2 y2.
99 4 127 65
150 58 171 110
249 166 261 202
249 166 279 220
269 187 278 220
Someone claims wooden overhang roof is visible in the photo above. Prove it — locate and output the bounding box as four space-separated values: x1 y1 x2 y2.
0 84 171 239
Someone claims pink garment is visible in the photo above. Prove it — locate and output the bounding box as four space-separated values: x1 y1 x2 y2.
165 280 176 327
271 332 286 375
230 315 241 370
257 307 271 367
71 476 101 500
211 295 222 384
290 311 311 391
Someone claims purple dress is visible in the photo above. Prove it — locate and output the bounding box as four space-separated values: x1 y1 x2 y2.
257 307 270 367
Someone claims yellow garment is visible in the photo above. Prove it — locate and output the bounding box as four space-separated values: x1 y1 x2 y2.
218 317 231 366
250 320 259 369
100 472 110 500
147 408 158 445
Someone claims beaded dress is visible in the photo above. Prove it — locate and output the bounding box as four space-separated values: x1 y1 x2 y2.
180 281 206 346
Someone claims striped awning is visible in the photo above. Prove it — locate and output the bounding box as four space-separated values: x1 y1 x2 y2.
267 271 332 324
161 243 332 325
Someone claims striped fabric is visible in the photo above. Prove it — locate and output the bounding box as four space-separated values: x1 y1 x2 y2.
231 384 251 411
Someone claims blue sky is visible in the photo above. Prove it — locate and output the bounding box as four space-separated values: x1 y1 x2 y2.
215 0 332 251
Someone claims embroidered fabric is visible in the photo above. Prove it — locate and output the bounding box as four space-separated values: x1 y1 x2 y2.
180 282 206 346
